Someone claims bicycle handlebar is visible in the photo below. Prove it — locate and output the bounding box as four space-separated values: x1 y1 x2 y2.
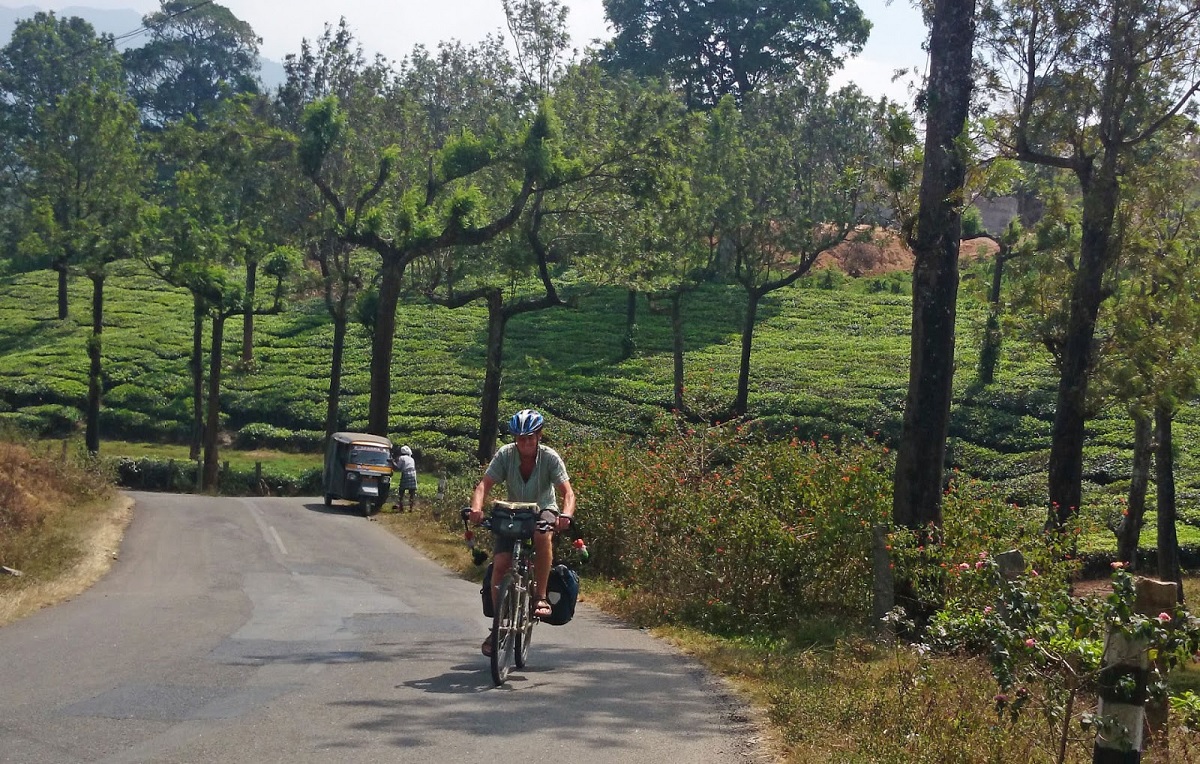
461 504 561 532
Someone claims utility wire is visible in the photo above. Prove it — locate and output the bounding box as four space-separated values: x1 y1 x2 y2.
26 0 216 64
109 0 214 47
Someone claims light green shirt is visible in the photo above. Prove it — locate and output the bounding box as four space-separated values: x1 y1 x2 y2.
485 443 569 511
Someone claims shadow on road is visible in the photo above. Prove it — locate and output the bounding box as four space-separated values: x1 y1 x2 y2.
330 642 758 756
300 501 372 518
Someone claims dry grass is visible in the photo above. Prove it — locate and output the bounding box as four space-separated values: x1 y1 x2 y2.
375 507 480 577
379 506 1200 763
0 496 131 627
0 439 129 627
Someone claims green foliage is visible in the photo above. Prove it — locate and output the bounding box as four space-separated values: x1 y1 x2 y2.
961 205 985 238
568 422 894 631
123 0 261 127
928 565 1200 758
298 97 345 177
602 0 870 109
354 286 379 340
233 423 324 451
438 129 493 180
2 256 1200 561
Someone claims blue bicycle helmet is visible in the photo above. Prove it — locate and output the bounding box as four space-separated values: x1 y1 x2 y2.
509 409 545 435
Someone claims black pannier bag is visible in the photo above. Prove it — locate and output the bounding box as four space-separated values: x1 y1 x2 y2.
543 564 579 625
480 562 495 618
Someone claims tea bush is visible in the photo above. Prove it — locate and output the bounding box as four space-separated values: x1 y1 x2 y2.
5 257 1200 562
234 423 324 452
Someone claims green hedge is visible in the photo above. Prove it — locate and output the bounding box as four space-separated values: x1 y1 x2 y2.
109 456 322 496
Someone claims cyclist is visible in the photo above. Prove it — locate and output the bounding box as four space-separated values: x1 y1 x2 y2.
469 408 576 656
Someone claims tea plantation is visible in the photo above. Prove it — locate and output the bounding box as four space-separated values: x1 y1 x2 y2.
1 259 1198 548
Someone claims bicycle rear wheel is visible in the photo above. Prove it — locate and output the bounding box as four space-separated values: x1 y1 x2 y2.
491 574 518 685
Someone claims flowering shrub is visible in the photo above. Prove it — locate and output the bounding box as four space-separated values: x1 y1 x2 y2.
889 479 1087 614
566 421 894 632
926 564 1200 761
568 417 1103 637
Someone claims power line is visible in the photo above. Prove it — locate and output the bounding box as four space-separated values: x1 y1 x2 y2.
110 1 215 47
13 0 217 64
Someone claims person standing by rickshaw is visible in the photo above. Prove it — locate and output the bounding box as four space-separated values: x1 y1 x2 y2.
391 445 418 512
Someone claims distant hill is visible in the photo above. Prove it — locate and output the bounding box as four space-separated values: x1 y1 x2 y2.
0 4 286 90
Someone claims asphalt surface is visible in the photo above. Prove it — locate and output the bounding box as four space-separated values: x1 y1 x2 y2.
0 492 766 763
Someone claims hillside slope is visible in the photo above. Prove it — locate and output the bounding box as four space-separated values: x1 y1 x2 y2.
0 259 1197 527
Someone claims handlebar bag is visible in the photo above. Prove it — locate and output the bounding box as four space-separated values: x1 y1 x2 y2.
490 506 539 539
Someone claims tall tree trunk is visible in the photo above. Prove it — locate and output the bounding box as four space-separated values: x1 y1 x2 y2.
978 250 1007 385
733 289 761 417
1155 402 1182 599
477 290 507 464
1046 162 1120 529
241 259 257 364
714 236 736 278
202 313 226 491
988 249 1005 305
324 311 348 439
671 292 685 413
622 289 638 359
56 261 69 321
892 0 976 532
1118 411 1153 568
85 273 104 455
368 258 404 436
190 297 205 461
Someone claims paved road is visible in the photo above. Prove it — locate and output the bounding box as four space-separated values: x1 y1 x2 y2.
0 492 764 763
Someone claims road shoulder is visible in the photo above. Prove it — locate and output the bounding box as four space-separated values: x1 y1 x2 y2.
0 494 133 627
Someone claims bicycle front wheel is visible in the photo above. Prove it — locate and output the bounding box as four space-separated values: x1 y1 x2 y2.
515 588 534 669
491 574 519 686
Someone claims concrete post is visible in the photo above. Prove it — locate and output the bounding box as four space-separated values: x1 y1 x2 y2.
1092 577 1177 763
871 525 894 634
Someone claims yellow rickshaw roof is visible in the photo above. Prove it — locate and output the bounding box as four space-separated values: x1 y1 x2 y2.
329 432 392 448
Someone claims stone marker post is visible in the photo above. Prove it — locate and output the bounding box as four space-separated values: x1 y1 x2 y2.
871 525 894 634
1092 576 1177 763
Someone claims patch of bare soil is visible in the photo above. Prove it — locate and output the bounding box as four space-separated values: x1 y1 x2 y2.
813 229 1000 277
815 227 913 276
1071 578 1114 599
0 495 132 628
961 236 1001 262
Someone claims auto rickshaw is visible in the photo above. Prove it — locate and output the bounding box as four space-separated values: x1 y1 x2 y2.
323 432 394 516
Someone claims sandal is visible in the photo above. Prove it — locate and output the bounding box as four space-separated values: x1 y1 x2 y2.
481 629 494 657
533 598 552 619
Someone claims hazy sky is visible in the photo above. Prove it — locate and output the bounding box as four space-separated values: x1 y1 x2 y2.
31 0 929 102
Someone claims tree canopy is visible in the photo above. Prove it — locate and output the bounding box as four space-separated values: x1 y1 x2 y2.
602 0 870 108
124 0 261 127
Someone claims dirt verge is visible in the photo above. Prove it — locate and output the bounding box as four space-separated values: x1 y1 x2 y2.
0 495 133 628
